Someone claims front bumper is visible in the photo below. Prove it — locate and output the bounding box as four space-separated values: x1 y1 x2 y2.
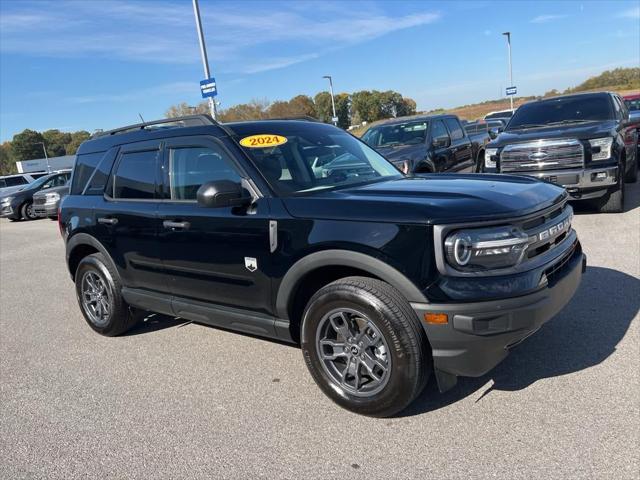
33 202 59 217
412 247 585 391
510 165 618 200
0 204 19 219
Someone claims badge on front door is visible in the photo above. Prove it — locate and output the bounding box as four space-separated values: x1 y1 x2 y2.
244 257 258 272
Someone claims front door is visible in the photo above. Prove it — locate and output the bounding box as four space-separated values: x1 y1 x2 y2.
157 136 273 316
444 117 474 172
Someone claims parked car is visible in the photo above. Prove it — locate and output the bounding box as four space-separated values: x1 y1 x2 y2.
32 180 70 219
0 171 71 221
60 115 585 417
623 93 640 161
361 114 490 174
484 92 638 213
483 109 514 121
0 172 49 197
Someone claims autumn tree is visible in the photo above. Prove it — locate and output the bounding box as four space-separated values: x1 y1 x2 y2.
11 129 45 161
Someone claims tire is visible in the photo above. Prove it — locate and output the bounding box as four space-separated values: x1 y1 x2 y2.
301 276 431 417
475 150 484 173
20 202 38 220
75 253 140 336
624 155 638 183
597 172 625 213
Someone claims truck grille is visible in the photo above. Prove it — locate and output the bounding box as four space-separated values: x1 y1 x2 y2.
500 139 584 173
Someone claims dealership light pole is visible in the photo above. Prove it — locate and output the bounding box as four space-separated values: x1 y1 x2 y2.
502 31 514 111
323 75 337 125
34 142 50 173
192 0 217 120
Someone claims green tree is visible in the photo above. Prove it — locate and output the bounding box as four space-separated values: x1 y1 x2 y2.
11 129 45 161
0 142 17 175
42 129 72 157
334 93 351 129
66 131 91 155
314 91 334 123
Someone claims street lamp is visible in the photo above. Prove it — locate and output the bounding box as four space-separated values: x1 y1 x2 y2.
502 32 514 111
322 75 338 125
34 142 51 173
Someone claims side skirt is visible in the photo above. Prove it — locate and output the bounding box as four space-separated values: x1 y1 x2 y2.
121 287 294 343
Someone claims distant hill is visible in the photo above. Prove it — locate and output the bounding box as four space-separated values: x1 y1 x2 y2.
353 67 640 136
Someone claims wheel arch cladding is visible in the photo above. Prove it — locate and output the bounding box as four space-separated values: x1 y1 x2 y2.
66 233 115 281
276 249 428 324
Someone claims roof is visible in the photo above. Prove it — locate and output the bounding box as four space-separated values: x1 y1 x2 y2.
367 113 454 128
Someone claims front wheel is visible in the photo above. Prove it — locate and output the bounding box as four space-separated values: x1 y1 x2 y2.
301 276 431 417
624 155 638 183
20 202 38 220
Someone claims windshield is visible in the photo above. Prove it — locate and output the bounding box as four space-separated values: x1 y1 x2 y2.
507 95 614 130
22 174 53 190
231 122 402 196
362 121 428 147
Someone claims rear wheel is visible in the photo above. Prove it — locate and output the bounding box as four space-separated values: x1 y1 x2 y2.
75 253 140 336
301 276 431 417
20 202 38 220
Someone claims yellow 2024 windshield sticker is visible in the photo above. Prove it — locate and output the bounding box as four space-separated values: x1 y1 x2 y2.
239 134 288 148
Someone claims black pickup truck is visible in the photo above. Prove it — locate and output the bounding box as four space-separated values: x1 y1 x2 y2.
60 115 584 417
361 114 490 174
484 92 638 213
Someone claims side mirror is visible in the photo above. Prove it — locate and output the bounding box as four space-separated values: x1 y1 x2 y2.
196 180 251 208
432 136 450 149
489 128 498 139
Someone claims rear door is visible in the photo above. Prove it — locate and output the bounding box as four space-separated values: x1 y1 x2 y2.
157 136 273 315
94 140 168 293
429 120 452 172
444 117 474 172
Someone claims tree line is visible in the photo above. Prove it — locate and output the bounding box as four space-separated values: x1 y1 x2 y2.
165 89 417 129
0 129 91 175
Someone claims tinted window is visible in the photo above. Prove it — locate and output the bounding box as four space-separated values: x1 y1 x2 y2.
85 149 117 196
485 111 514 120
3 176 28 187
168 145 241 200
508 95 615 130
30 173 48 179
71 152 105 195
362 121 428 147
431 120 449 141
112 150 158 199
42 174 69 189
444 118 464 140
233 122 401 196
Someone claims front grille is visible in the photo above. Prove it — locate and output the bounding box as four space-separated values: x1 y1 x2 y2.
33 197 46 205
520 202 573 263
500 139 584 173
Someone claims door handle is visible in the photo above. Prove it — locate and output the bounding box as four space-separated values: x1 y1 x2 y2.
163 220 190 230
98 217 118 225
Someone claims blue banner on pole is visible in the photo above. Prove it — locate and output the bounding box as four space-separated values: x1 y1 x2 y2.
506 86 517 96
200 78 218 98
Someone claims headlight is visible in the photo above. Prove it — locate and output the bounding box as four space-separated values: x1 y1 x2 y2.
45 192 60 202
484 148 498 168
589 137 613 161
0 196 13 205
444 225 529 272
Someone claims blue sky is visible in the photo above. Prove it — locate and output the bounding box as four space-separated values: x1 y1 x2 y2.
0 0 639 142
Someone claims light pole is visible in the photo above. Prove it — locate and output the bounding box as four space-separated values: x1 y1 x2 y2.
502 31 514 111
34 142 50 173
192 0 217 120
323 75 337 125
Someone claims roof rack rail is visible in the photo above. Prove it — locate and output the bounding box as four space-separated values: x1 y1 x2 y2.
93 114 218 138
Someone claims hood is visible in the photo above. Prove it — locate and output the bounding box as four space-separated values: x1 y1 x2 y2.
489 120 616 147
32 185 69 198
375 143 426 164
282 174 566 225
0 185 26 198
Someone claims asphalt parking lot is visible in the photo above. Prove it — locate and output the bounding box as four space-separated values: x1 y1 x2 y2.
1 185 638 480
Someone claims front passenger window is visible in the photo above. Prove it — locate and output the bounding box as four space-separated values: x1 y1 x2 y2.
168 146 242 200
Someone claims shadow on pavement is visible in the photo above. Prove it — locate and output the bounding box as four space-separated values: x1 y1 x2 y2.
125 312 187 336
572 178 640 215
403 266 639 417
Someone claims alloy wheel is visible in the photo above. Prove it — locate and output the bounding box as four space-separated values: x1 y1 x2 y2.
81 271 110 327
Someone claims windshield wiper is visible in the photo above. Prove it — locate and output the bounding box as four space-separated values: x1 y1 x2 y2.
545 119 595 126
507 123 548 130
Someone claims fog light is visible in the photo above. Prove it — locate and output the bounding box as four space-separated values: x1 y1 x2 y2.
424 313 448 324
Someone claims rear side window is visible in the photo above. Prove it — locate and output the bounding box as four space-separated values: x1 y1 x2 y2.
2 176 28 187
71 152 105 194
444 118 464 140
111 150 158 199
168 146 241 200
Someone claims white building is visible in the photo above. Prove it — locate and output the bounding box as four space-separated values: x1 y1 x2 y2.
16 155 75 173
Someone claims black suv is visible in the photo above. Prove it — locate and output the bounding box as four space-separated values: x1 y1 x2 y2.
61 115 585 417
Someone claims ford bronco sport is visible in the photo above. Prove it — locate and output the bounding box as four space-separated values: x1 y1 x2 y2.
60 115 585 417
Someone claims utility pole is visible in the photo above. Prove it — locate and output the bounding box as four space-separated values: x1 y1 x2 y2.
502 32 514 111
35 142 50 173
323 75 337 125
192 0 217 119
